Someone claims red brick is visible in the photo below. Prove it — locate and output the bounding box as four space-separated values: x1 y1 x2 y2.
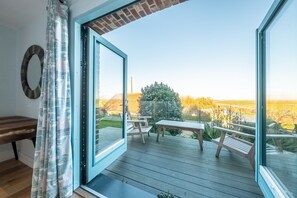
130 8 141 19
118 20 125 26
112 13 121 20
139 10 146 17
120 14 130 23
141 3 152 15
154 0 164 9
104 24 113 31
95 21 104 28
147 0 154 5
87 0 186 35
149 4 158 12
102 17 112 24
163 0 170 7
122 8 131 15
96 28 104 35
113 20 121 27
128 15 135 21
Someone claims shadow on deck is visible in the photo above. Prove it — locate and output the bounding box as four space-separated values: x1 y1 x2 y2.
102 133 263 198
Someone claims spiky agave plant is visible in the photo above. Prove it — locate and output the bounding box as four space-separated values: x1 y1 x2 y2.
157 191 175 198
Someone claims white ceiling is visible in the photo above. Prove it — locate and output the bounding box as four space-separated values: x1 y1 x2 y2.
0 0 78 30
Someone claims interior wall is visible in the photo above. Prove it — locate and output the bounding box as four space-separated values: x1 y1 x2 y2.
0 25 17 162
0 26 17 116
14 8 47 167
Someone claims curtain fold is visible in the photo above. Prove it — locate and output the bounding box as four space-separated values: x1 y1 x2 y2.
31 0 72 197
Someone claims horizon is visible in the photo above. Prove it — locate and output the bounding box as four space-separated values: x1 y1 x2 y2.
103 0 274 100
117 92 297 102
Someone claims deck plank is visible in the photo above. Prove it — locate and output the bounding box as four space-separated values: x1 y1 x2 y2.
114 154 262 194
104 134 263 198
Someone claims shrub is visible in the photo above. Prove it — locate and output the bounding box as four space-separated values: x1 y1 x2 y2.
182 110 211 122
191 122 221 141
157 191 175 198
139 82 183 135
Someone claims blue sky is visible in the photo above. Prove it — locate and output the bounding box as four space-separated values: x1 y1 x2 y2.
103 0 273 100
266 0 297 100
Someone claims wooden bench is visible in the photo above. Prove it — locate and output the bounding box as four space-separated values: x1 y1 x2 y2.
0 116 37 160
155 120 204 151
212 126 255 169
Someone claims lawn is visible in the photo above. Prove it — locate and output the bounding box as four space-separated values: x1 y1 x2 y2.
97 120 122 129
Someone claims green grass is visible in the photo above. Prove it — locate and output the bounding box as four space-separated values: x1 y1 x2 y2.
97 120 122 129
182 114 211 122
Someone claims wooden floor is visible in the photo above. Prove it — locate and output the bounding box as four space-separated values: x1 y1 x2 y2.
0 159 32 198
0 160 94 198
102 134 264 198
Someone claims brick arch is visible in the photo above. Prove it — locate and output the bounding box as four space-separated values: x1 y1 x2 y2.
87 0 186 35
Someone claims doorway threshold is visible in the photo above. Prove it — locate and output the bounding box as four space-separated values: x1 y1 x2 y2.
86 174 155 198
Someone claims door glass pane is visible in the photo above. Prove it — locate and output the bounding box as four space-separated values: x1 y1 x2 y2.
94 42 124 157
265 0 297 196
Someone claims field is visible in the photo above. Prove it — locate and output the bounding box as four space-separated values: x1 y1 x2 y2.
96 92 297 131
126 96 258 115
215 100 255 109
95 95 296 152
215 100 297 131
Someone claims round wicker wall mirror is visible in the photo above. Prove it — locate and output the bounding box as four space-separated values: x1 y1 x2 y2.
20 45 44 99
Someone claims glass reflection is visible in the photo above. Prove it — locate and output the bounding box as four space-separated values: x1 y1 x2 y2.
94 43 124 156
27 54 41 89
265 0 297 196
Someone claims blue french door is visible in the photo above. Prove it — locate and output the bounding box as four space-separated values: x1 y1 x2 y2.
85 28 128 182
257 0 297 197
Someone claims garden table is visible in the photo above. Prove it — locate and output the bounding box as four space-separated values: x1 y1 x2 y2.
156 120 204 150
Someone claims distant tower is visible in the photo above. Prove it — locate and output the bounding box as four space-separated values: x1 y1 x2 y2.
130 77 133 94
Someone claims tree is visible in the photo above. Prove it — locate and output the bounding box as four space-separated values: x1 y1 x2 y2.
139 82 183 135
195 97 216 109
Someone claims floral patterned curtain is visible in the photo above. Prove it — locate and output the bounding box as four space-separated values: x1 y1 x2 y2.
31 0 72 197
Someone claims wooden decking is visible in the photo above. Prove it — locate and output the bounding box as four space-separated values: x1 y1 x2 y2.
103 134 263 198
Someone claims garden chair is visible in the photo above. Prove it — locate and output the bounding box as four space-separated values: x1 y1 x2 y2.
212 125 256 169
126 112 152 144
212 123 295 169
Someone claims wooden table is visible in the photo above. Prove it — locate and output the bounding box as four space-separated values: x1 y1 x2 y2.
0 116 37 160
156 120 204 150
